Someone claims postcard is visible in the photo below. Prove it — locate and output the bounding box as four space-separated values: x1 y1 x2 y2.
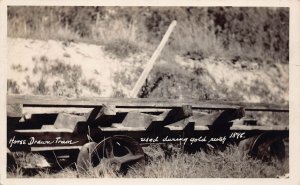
1 1 300 185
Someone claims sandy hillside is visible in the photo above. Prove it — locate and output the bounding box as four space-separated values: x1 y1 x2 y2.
7 37 288 105
7 38 149 97
170 55 288 104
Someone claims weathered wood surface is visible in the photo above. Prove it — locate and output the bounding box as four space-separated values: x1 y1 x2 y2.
100 126 146 131
101 124 288 131
231 118 257 125
22 107 93 114
20 107 169 116
30 146 81 152
122 111 157 128
130 20 177 98
15 128 73 133
121 105 193 129
160 105 193 124
14 124 288 135
7 95 289 112
7 96 289 137
84 105 116 126
230 125 288 131
54 113 86 130
192 108 244 127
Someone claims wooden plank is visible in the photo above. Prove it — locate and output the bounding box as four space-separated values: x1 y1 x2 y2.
167 117 194 129
117 108 169 113
99 126 146 131
146 105 193 130
54 113 86 131
194 126 210 130
192 112 220 126
193 108 245 127
130 20 177 98
231 118 257 125
15 128 73 133
219 101 289 112
164 125 184 130
41 125 56 130
156 105 192 124
121 111 157 128
84 105 116 124
23 107 92 115
84 106 116 127
7 95 289 112
21 107 169 115
230 125 288 131
17 124 288 133
111 123 125 128
30 146 81 152
164 119 195 131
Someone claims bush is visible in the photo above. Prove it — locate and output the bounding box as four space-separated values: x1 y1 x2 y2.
8 6 289 63
104 38 140 59
28 56 83 97
7 79 21 94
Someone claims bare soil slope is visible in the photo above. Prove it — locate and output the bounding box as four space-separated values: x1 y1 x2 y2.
8 37 288 105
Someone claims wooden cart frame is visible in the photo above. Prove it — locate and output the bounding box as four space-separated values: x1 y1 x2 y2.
7 95 289 173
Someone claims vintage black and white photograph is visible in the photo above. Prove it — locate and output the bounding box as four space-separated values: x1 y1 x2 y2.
6 6 290 178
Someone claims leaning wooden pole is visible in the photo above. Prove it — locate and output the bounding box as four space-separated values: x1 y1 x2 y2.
130 20 177 98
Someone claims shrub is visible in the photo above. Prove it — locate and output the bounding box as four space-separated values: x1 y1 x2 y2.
7 79 21 94
7 6 289 63
104 38 140 59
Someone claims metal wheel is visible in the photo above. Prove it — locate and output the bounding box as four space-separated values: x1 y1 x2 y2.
76 135 145 174
76 141 97 173
238 132 286 161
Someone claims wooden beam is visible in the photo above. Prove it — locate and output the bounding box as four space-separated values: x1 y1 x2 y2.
54 113 86 131
194 126 210 131
7 95 289 112
231 118 257 126
21 107 168 115
146 105 193 130
191 108 245 131
194 108 245 127
7 95 241 109
117 107 169 113
41 125 56 130
166 118 195 130
130 20 177 98
83 105 116 127
99 126 146 131
15 128 73 133
30 146 81 152
22 107 93 115
216 101 289 112
121 111 157 128
84 105 116 122
230 125 288 131
159 105 193 124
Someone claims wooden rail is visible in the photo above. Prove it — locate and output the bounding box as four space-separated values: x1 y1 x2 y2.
7 95 289 112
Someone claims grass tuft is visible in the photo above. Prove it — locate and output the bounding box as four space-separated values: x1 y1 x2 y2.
7 145 288 178
104 38 141 59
